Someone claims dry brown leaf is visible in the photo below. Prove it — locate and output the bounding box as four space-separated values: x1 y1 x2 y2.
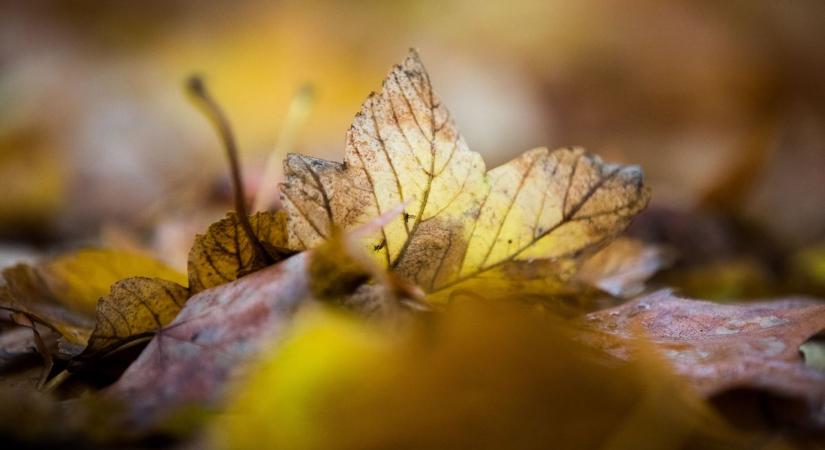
575 237 673 298
281 50 649 302
0 271 93 348
76 277 189 359
0 325 51 360
585 290 825 426
187 211 292 295
0 316 59 391
0 250 185 348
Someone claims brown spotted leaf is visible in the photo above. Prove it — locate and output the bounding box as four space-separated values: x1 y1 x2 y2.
281 50 649 301
585 290 825 424
188 211 292 295
75 277 189 359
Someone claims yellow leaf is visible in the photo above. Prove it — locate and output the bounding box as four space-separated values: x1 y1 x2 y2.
187 211 291 294
79 277 189 358
281 50 649 301
0 249 186 347
42 249 187 311
214 307 389 449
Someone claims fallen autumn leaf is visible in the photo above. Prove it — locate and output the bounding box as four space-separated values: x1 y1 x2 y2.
282 50 650 302
585 290 825 427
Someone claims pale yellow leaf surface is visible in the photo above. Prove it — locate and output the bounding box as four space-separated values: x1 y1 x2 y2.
281 50 650 300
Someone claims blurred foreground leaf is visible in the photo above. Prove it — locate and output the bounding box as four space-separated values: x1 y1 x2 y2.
213 302 747 450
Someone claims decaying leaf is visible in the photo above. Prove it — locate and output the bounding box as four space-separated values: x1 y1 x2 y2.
0 249 187 348
109 254 312 424
575 237 673 298
281 50 649 301
0 317 58 391
0 279 92 349
188 211 292 295
107 211 400 424
76 277 190 359
585 290 825 426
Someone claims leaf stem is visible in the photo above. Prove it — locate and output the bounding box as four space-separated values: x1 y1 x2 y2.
187 76 273 265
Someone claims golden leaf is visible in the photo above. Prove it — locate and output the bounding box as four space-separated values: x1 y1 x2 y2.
187 211 291 294
79 277 189 358
281 50 649 300
0 249 186 347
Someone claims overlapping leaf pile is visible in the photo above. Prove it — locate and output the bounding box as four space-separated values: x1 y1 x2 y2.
0 250 188 361
106 51 653 425
0 50 823 449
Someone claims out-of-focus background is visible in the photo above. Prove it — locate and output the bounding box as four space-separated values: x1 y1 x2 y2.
2 0 825 297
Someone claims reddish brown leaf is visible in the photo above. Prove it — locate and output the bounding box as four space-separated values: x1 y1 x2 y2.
108 254 311 423
107 208 407 425
584 291 825 425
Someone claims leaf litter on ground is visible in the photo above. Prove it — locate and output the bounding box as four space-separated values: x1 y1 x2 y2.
0 49 823 450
